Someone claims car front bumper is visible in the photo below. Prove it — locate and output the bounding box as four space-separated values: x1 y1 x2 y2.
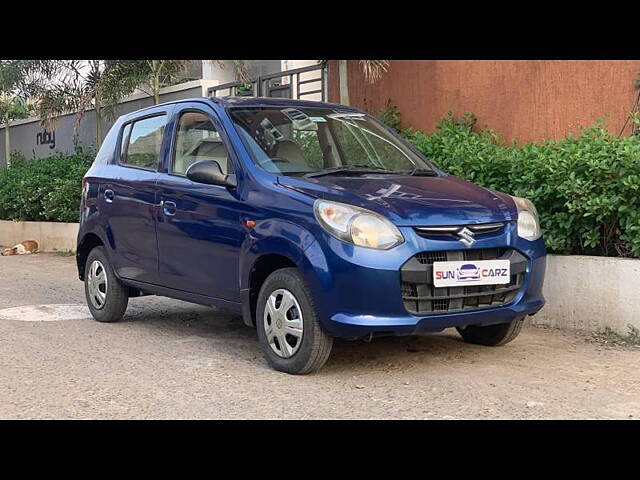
299 223 547 339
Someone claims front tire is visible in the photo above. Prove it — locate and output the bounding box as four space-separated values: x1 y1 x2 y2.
84 246 129 323
456 316 525 346
256 268 333 375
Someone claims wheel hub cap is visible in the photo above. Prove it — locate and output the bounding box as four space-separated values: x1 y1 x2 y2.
263 289 303 358
87 260 107 310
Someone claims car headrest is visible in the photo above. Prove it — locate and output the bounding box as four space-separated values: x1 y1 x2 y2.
274 139 306 165
195 140 227 159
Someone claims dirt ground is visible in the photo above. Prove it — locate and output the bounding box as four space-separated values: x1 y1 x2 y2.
0 253 639 419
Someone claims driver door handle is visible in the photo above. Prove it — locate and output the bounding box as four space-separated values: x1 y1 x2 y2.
161 200 176 216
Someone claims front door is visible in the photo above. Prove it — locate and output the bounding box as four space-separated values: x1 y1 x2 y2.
154 105 244 302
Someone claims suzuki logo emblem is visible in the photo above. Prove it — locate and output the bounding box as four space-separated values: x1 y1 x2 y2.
457 227 476 247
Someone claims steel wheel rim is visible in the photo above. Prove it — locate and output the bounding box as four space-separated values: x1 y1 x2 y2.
263 288 303 358
87 260 107 310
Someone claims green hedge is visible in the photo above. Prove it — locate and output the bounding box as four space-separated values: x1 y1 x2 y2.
0 146 93 223
2 115 640 258
404 113 640 258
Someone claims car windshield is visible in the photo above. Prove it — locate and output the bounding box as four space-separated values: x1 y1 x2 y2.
229 106 435 176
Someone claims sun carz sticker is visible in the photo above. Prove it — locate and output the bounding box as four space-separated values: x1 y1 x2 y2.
432 260 511 287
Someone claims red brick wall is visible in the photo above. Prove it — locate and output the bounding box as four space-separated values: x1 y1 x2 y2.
327 60 640 143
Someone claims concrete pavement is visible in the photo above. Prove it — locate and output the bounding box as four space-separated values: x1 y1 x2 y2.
1 253 639 419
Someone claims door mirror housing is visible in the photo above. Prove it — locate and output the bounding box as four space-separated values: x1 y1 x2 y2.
186 160 237 188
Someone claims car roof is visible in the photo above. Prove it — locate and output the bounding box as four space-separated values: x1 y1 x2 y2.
210 96 361 111
140 96 359 112
118 96 362 124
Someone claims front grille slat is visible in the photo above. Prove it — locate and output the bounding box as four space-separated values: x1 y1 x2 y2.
400 247 526 315
416 251 447 265
402 283 521 301
414 222 506 241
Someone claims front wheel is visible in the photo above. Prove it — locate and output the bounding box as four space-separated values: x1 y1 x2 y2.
256 268 333 375
456 316 525 346
84 246 129 323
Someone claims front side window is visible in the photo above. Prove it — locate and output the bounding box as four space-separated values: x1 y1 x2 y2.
172 111 231 175
229 107 434 176
122 115 166 170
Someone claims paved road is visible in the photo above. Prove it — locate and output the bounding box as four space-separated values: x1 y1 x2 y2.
1 253 639 419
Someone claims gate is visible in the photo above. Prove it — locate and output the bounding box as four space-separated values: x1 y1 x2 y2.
207 64 327 102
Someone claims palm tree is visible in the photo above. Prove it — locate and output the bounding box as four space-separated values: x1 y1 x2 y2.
127 60 232 104
35 60 233 150
0 60 47 166
35 60 142 148
0 97 30 167
133 60 191 105
336 60 390 106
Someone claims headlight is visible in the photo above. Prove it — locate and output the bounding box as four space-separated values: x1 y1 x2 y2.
512 196 541 241
313 200 404 250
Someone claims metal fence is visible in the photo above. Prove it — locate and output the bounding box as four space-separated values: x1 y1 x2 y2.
207 64 327 101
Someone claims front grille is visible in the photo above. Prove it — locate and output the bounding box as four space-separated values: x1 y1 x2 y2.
416 251 447 264
413 222 506 240
400 247 526 315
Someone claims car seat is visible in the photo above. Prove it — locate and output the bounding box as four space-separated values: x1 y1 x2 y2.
180 137 229 174
273 139 307 166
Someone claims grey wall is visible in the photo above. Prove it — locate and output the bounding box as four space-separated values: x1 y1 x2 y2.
0 85 204 167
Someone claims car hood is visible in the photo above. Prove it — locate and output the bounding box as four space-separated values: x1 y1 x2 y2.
277 174 516 226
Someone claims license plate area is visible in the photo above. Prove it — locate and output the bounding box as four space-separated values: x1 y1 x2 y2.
433 259 511 288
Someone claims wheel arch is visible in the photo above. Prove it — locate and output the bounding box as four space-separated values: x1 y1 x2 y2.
239 217 319 327
243 252 298 327
76 232 105 280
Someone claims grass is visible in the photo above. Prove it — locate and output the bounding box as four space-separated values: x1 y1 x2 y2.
589 325 640 347
53 250 75 257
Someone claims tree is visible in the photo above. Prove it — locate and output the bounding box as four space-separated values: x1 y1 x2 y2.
35 60 143 149
127 60 231 104
0 97 29 167
0 60 47 166
35 60 229 150
119 60 191 105
335 60 390 106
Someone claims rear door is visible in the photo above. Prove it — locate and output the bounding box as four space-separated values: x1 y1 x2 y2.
103 110 170 284
154 103 244 301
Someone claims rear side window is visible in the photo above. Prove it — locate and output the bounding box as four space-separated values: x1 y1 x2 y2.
121 115 166 170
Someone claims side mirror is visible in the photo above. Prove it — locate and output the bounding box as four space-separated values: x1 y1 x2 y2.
186 160 237 188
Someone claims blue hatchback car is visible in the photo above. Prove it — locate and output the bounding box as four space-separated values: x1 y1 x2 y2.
77 96 546 374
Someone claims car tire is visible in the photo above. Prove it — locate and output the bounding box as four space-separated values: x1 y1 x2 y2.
84 246 129 323
256 268 333 375
456 316 525 346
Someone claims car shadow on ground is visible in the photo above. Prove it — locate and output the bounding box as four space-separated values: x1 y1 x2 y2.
324 334 480 375
119 300 483 374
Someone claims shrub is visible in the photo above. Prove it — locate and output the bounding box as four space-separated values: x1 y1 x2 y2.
404 113 640 258
0 145 94 223
378 99 403 133
3 114 640 259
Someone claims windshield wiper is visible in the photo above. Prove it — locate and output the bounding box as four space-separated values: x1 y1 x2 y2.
408 166 438 176
303 164 396 178
303 164 438 179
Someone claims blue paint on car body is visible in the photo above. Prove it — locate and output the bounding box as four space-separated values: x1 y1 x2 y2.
77 96 546 342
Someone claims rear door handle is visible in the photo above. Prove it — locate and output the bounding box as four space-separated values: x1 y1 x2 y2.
161 200 176 216
104 189 115 203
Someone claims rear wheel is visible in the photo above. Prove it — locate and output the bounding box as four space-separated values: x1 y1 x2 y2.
84 246 129 323
456 316 525 346
256 268 333 375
